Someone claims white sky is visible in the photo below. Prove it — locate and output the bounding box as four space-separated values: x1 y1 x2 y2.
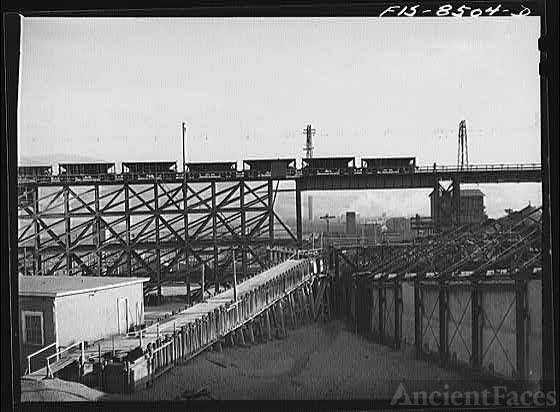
18 17 542 218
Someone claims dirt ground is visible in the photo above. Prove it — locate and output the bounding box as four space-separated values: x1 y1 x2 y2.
20 377 106 402
20 320 488 402
114 320 486 401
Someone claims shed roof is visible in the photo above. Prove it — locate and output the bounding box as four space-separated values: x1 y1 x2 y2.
19 275 150 298
460 189 485 197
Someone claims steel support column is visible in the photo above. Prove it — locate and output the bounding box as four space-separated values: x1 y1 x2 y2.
211 182 219 293
33 186 41 276
539 15 555 390
452 177 461 225
154 183 162 301
183 179 190 305
240 182 247 277
94 184 101 276
268 180 274 256
125 183 132 277
295 181 302 248
64 185 71 275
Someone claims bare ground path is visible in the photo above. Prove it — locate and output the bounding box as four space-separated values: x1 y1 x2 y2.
113 320 486 401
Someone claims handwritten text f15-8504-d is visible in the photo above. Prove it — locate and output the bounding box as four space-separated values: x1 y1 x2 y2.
379 4 532 17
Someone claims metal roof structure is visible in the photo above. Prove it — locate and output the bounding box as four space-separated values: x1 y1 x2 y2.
351 205 542 282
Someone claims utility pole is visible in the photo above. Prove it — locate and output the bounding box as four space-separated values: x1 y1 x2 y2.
182 122 187 173
303 124 316 226
319 214 336 236
457 120 468 170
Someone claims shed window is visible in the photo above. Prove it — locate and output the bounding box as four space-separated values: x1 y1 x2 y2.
22 311 44 346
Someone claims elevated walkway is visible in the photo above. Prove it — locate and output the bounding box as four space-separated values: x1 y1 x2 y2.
25 254 328 392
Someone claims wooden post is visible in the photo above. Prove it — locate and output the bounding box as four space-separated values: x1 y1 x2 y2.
438 284 448 365
265 310 272 340
394 284 402 350
307 284 316 320
325 281 332 321
171 335 176 366
515 279 527 386
289 293 297 328
278 302 286 337
247 322 255 344
414 280 421 358
301 288 311 323
180 326 186 361
471 282 480 370
237 328 246 346
255 316 264 342
378 287 384 345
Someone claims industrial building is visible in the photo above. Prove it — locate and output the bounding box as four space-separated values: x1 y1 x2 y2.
384 217 413 242
19 275 149 372
345 211 356 235
458 189 487 224
363 222 383 243
429 187 487 225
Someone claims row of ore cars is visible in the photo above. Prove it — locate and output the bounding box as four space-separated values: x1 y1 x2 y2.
17 157 417 182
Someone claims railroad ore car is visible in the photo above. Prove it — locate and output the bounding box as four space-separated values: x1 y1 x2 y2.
122 162 177 180
361 157 416 174
58 163 116 182
243 158 296 179
301 157 355 176
18 165 53 183
185 162 237 179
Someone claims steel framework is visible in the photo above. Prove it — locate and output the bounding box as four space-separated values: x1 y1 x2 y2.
334 206 542 387
18 179 298 299
17 162 542 301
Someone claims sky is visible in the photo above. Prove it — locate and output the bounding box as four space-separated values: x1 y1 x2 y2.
18 17 542 218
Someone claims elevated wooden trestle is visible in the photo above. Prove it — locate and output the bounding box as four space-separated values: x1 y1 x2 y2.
29 255 331 392
126 255 331 392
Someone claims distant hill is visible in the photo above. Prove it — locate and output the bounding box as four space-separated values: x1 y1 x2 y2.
19 153 108 166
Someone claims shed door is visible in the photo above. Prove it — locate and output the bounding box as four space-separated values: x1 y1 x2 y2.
117 297 129 334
